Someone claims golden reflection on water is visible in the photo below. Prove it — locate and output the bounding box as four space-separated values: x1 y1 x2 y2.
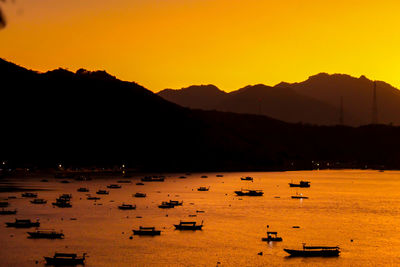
0 170 400 266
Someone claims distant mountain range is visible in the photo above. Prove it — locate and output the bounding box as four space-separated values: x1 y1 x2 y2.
1 58 400 171
158 74 400 126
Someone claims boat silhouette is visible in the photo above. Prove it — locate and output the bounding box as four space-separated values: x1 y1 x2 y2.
234 189 264 196
6 219 40 228
27 230 64 239
284 244 340 257
133 226 161 236
44 252 86 265
174 221 203 230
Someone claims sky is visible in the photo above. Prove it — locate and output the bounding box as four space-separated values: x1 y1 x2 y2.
1 0 400 92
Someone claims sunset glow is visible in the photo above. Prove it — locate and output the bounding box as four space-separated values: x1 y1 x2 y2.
1 0 400 91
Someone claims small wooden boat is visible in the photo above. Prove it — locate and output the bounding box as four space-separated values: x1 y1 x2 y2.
107 184 122 189
60 180 70 184
87 196 100 200
96 190 109 195
174 221 203 230
216 174 224 177
77 187 89 192
158 202 175 209
44 253 86 265
59 194 72 200
133 193 146 198
200 175 208 178
241 176 253 181
0 208 17 215
289 181 311 188
141 177 165 182
197 186 210 191
52 200 72 208
21 192 37 198
136 182 145 185
133 226 161 236
27 230 64 239
117 180 131 183
284 244 340 257
291 193 309 199
0 201 9 207
179 176 186 179
168 200 183 206
262 231 283 242
234 189 264 196
118 204 136 210
6 219 40 228
30 198 47 204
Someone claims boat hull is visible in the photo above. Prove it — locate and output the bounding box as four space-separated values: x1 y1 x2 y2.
174 225 203 230
44 257 84 265
283 249 340 257
6 222 40 228
28 232 64 239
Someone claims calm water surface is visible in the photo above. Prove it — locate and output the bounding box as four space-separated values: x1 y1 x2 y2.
0 170 399 266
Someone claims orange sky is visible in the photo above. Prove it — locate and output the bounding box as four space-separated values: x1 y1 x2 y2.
1 0 400 92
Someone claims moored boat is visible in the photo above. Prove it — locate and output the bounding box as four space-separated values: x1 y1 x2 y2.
87 196 101 200
262 231 283 242
197 186 210 191
174 221 203 230
118 204 136 210
284 244 340 257
133 226 161 236
168 200 183 206
158 201 175 209
21 192 37 198
0 208 17 215
117 180 131 183
241 176 253 181
30 198 47 204
234 189 264 196
27 230 64 239
107 184 122 189
77 187 89 192
96 190 109 195
6 219 40 228
0 201 9 207
134 193 146 198
44 252 86 265
291 193 309 199
289 180 311 188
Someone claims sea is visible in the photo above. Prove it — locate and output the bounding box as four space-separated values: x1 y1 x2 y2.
0 170 399 266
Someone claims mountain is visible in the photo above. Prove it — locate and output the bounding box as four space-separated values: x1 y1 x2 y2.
275 73 400 125
2 58 400 171
158 74 400 126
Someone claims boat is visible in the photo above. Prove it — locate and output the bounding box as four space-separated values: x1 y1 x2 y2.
59 194 72 200
134 193 146 198
117 180 131 183
30 198 47 204
107 184 122 189
216 174 224 177
241 176 253 181
174 221 203 230
27 230 64 239
136 182 145 185
52 199 72 208
118 204 136 210
0 209 17 215
200 175 208 178
96 190 109 195
158 202 175 209
87 196 101 200
289 180 311 188
179 176 186 179
0 201 9 207
168 200 183 206
133 226 161 236
77 187 89 192
6 219 40 228
44 253 86 265
291 193 309 199
60 180 70 184
234 189 264 196
262 231 283 242
141 177 165 182
21 192 37 198
197 186 210 191
284 244 340 257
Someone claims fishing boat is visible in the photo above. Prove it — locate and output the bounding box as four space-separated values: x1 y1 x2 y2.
291 193 309 199
87 196 100 200
133 193 146 198
0 201 9 207
174 221 203 230
0 209 17 215
44 253 86 265
96 190 109 195
60 180 70 184
141 177 165 182
30 198 47 204
118 204 136 210
158 202 175 209
133 226 161 236
197 186 210 191
21 192 37 198
289 181 311 188
179 176 186 179
136 182 145 185
107 184 122 189
52 200 72 208
59 194 72 200
241 176 253 181
200 175 208 178
234 189 264 196
168 200 183 206
262 231 283 242
77 187 89 192
27 230 64 239
6 219 40 228
284 244 340 257
216 174 224 177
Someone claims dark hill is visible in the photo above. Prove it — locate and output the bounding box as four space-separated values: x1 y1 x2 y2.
2 58 400 171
